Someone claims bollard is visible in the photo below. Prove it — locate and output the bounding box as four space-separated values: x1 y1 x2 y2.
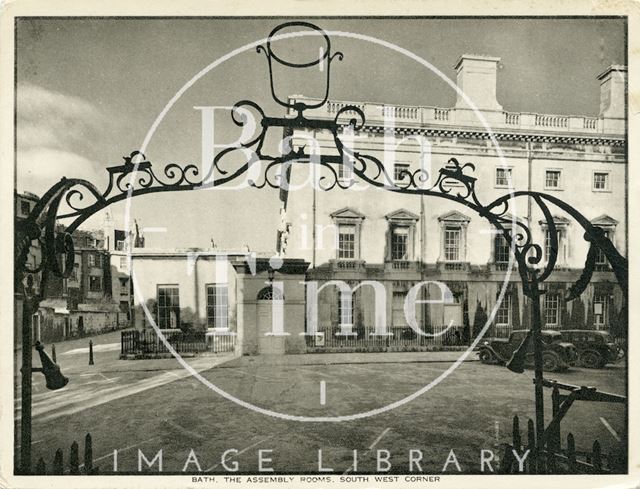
51 344 56 363
89 340 94 366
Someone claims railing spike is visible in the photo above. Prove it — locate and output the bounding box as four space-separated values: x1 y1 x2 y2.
526 419 536 474
566 433 577 472
592 440 602 472
70 441 80 474
52 448 63 475
500 444 514 474
551 385 561 450
84 433 93 474
512 415 521 450
35 457 46 475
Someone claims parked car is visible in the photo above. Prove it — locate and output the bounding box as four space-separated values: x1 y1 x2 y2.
478 329 578 372
558 330 622 368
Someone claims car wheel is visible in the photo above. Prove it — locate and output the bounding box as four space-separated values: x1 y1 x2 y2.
542 352 560 372
580 351 603 369
479 349 495 364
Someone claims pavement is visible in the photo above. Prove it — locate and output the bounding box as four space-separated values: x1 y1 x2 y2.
13 330 482 427
13 330 626 474
14 330 236 423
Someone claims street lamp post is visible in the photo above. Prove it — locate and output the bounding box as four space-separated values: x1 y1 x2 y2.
19 296 34 474
18 298 68 474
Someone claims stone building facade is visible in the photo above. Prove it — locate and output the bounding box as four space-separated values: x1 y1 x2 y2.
127 55 627 356
102 210 146 321
280 55 627 346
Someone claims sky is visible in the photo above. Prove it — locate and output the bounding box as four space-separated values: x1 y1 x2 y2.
15 17 626 251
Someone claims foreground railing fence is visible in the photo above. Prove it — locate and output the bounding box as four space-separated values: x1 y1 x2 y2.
499 415 622 474
32 433 98 475
499 380 626 474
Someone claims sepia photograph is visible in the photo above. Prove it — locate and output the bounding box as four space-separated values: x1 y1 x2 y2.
1 4 637 488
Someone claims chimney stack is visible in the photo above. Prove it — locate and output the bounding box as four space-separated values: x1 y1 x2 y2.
598 65 626 119
454 54 503 112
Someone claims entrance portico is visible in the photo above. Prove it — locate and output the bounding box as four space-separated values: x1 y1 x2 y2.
233 258 309 356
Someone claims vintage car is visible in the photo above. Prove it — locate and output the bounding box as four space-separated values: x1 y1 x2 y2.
478 329 578 372
558 330 622 368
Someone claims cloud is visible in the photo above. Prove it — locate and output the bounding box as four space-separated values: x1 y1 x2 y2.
17 82 106 151
16 83 107 195
16 147 106 197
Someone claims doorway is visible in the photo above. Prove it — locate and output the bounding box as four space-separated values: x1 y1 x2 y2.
256 286 285 354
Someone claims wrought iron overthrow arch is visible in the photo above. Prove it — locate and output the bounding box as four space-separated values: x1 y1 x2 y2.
16 153 628 304
14 21 627 474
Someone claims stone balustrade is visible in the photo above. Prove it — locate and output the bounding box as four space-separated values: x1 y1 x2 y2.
289 95 623 135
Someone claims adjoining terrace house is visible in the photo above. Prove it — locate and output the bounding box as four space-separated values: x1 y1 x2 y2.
37 228 124 343
102 209 146 322
15 191 132 345
129 55 627 356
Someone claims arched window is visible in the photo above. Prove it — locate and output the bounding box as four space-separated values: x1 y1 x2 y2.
256 286 284 301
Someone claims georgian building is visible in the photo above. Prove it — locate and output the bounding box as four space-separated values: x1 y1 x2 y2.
102 210 146 321
281 55 627 344
16 191 138 342
127 55 627 356
39 228 123 341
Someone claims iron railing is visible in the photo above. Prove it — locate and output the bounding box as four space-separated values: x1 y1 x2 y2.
305 324 469 351
120 329 235 357
499 381 626 474
487 324 515 338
